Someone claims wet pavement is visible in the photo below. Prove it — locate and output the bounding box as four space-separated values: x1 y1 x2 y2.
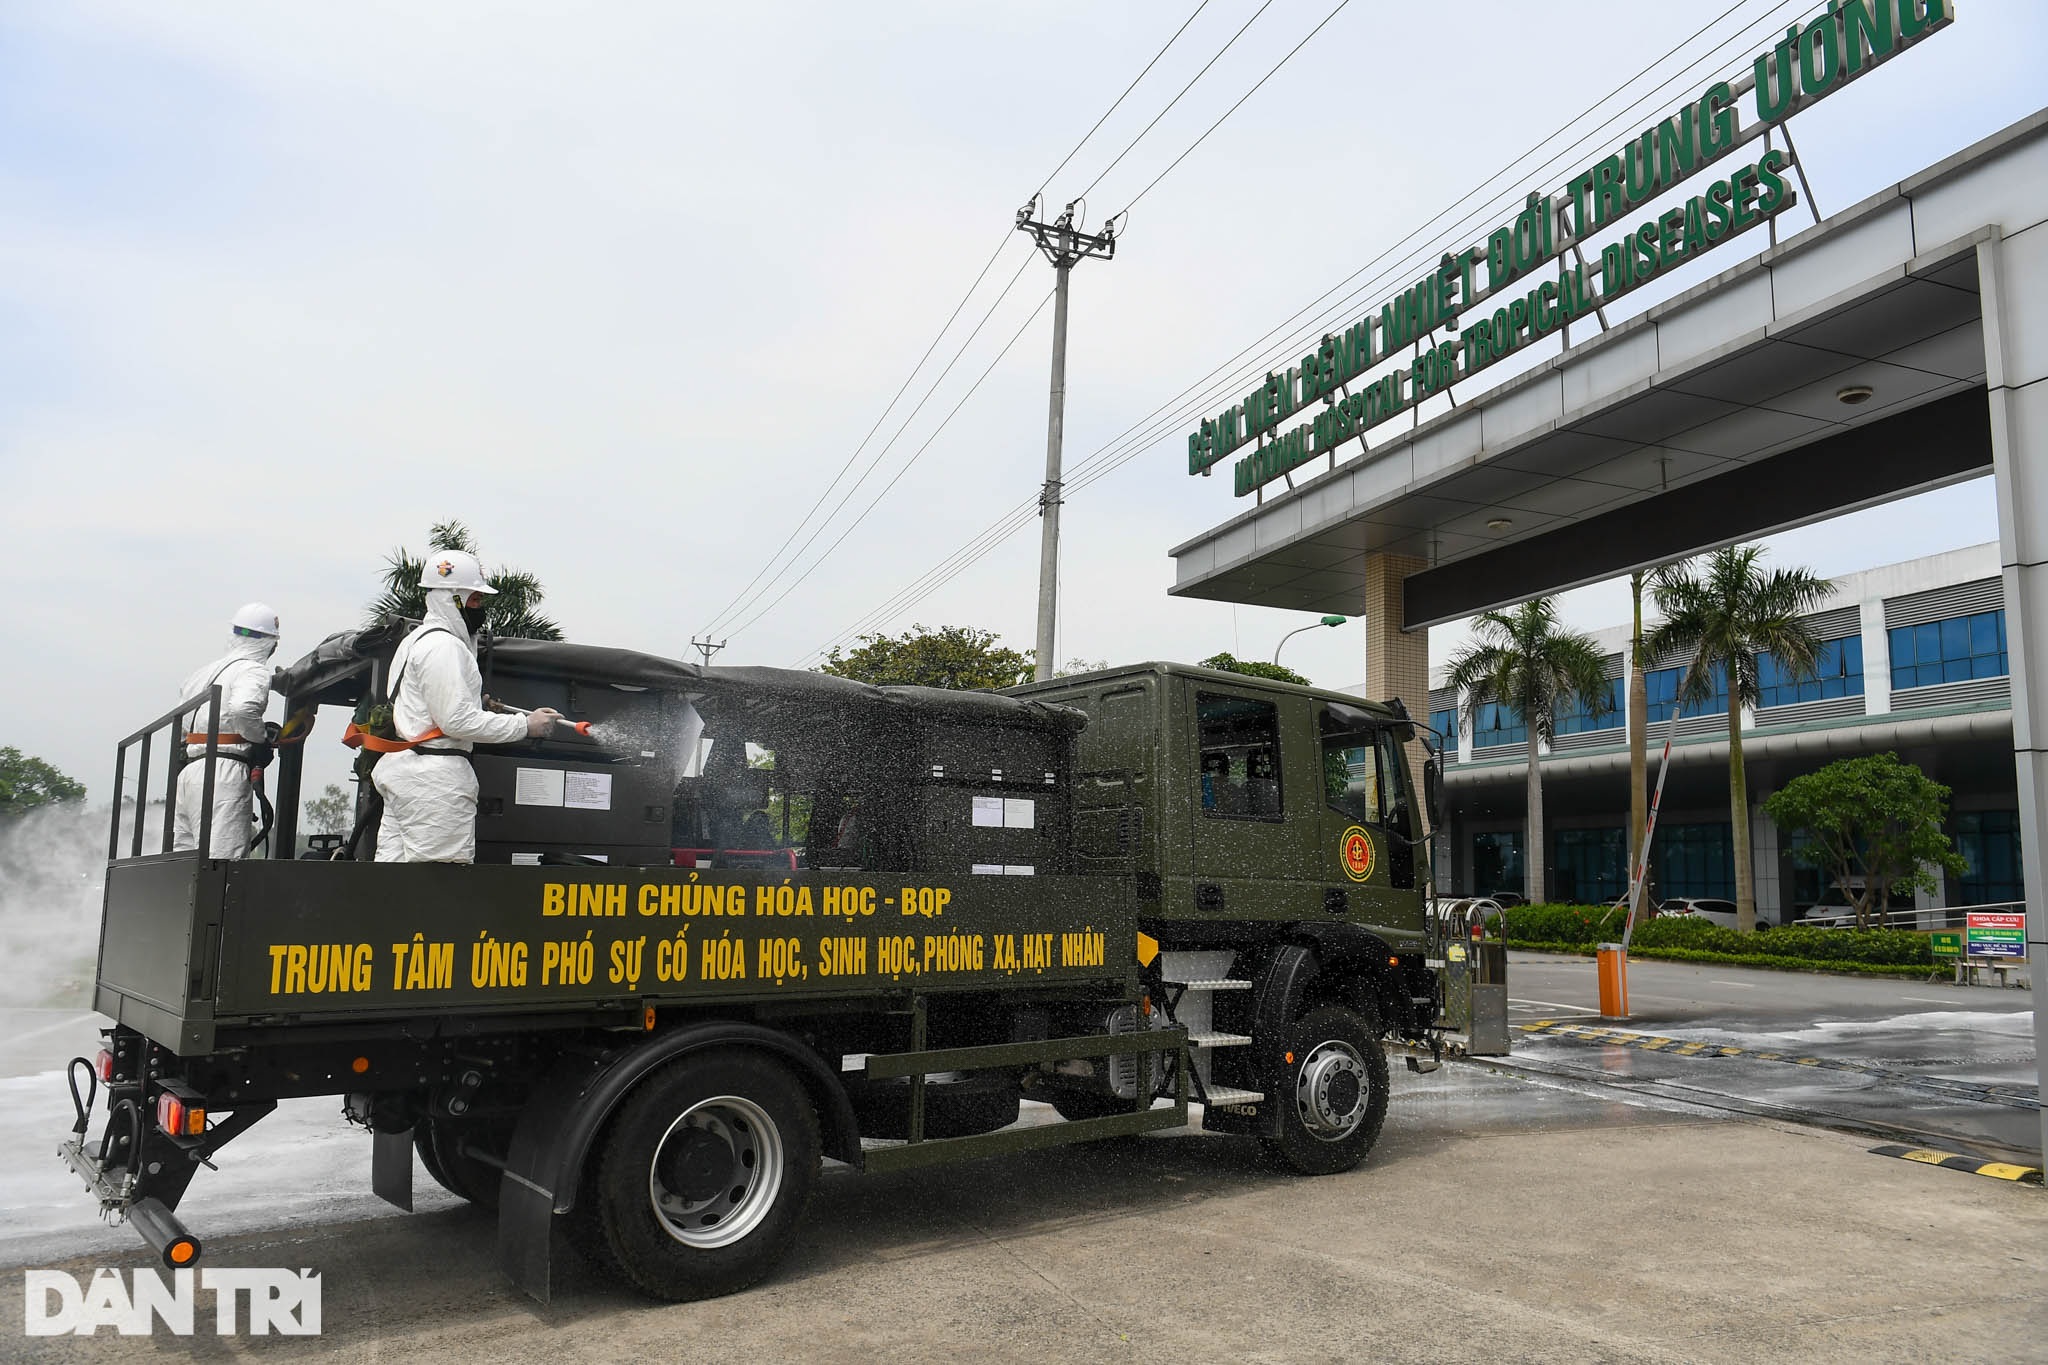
1503 952 2041 1162
6 988 2046 1361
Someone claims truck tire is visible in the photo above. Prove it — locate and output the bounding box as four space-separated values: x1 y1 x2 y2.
589 1049 820 1301
415 1118 509 1211
1261 1005 1388 1176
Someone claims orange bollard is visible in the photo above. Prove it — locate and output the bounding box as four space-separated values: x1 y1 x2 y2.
1596 943 1629 1018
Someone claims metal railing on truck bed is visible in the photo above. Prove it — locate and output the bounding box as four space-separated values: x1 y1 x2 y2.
108 684 229 861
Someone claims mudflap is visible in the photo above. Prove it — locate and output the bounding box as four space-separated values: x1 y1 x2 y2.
373 1127 414 1212
496 1053 602 1305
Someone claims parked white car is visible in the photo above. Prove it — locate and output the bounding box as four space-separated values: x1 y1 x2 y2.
1663 898 1772 930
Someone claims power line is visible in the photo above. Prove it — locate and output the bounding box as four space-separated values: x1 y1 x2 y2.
727 287 1058 642
1075 0 1277 201
1052 0 1807 499
800 0 1815 660
696 229 1020 636
703 249 1034 635
705 0 1229 640
1116 0 1353 214
1037 0 1215 196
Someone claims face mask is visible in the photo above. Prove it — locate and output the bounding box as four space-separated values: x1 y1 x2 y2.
460 603 491 635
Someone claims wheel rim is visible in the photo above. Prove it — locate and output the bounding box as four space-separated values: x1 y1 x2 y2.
1293 1038 1370 1141
646 1094 783 1249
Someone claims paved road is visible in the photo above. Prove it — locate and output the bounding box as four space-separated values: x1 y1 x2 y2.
1502 952 2040 1161
5 966 2043 1362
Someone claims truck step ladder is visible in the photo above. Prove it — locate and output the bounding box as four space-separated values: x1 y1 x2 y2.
1184 1031 1251 1049
1199 1085 1264 1107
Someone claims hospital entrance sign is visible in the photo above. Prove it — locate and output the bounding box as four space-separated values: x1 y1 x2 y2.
1187 0 1957 499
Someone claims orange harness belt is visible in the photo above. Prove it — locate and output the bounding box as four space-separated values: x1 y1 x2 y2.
341 724 448 753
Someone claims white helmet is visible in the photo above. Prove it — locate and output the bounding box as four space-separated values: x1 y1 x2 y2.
231 602 281 638
419 549 498 595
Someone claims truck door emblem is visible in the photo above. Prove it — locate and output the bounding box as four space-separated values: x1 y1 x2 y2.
1339 826 1375 882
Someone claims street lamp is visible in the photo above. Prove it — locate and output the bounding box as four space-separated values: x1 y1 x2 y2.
1274 615 1347 665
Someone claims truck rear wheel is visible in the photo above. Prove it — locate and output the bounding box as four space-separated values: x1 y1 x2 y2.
1262 1006 1388 1176
589 1049 820 1301
415 1117 510 1210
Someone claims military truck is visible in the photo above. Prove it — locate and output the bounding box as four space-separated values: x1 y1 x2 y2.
63 625 1448 1303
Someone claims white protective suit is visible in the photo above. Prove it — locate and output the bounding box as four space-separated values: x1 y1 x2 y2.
372 591 528 862
173 633 277 856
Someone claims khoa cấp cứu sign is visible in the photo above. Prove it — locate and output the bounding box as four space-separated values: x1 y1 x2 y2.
1189 0 1956 499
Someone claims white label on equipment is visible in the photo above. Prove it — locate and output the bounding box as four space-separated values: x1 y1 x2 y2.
971 796 1004 827
564 771 614 811
1004 864 1035 876
510 851 543 865
1003 798 1035 829
971 863 1004 875
515 767 565 807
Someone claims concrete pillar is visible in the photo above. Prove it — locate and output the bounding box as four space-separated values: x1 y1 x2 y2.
1859 597 1892 715
1913 858 1949 931
1976 231 2048 1157
1363 551 1431 836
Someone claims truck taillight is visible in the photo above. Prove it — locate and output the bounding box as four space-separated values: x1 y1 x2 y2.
95 1049 115 1083
156 1093 205 1138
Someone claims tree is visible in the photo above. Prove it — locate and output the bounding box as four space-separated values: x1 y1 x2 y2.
1649 545 1830 933
1198 653 1312 687
1056 658 1109 678
1764 753 1967 929
820 625 1032 690
0 748 86 817
1627 570 1651 907
367 520 564 640
303 783 352 836
1443 598 1611 904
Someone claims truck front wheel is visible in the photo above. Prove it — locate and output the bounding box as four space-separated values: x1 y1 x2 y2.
1262 1006 1388 1176
590 1049 821 1301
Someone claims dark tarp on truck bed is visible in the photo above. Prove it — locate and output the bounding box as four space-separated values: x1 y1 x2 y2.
273 619 1084 733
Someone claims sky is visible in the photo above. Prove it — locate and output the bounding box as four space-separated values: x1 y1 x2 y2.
2 0 2043 807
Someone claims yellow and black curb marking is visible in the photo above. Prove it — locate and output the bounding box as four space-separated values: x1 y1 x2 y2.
1516 1020 2041 1102
1868 1143 2043 1184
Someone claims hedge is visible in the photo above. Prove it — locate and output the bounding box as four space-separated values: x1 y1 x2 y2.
1491 902 1936 970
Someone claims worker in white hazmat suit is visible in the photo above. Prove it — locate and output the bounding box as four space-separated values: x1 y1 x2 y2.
173 603 282 857
373 550 561 862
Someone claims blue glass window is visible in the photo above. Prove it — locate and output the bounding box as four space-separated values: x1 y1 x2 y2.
1955 810 2024 905
1555 677 1624 735
1472 700 1526 748
1889 609 2006 690
1652 822 1734 899
1552 827 1627 903
1431 708 1458 749
1758 636 1864 708
1472 831 1523 897
1645 662 1728 722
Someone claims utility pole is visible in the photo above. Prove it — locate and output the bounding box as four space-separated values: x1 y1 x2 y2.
690 636 727 667
1015 195 1116 681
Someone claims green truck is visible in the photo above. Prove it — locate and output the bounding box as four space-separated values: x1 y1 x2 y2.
63 625 1451 1303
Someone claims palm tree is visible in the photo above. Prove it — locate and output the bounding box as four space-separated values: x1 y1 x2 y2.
1648 545 1830 932
367 519 564 640
1444 598 1612 904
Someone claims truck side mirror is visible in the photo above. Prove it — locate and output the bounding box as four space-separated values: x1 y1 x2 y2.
1424 753 1445 831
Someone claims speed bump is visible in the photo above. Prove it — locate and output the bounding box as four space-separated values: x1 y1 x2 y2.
1868 1144 2043 1184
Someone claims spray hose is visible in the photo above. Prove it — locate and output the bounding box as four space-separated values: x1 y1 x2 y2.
486 698 592 738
